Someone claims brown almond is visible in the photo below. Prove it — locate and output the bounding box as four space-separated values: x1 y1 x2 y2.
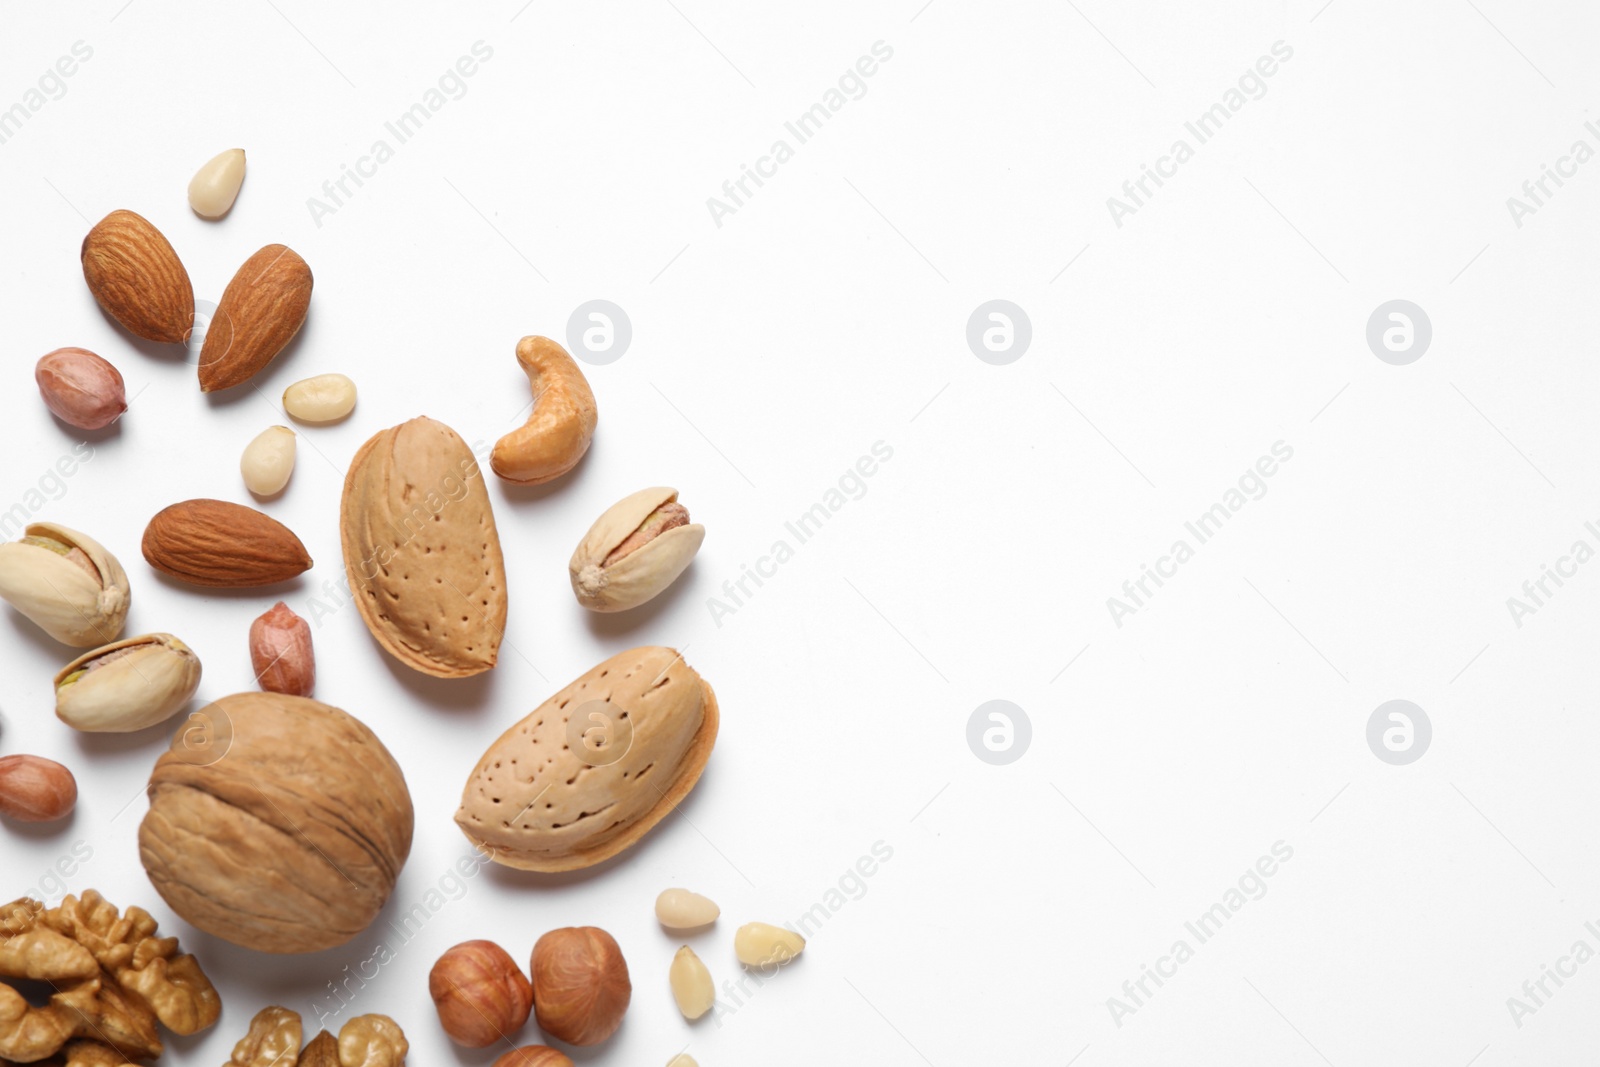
340 417 508 678
81 210 195 343
143 499 312 587
199 244 313 393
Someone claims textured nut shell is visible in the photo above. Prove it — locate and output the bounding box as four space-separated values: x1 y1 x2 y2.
138 692 414 953
530 927 630 1046
35 348 127 430
490 337 597 485
0 523 130 647
80 210 194 343
341 417 507 679
54 634 202 733
198 245 313 392
456 646 718 871
142 499 312 587
569 488 704 612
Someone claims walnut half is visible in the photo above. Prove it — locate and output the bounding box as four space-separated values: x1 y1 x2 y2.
225 1008 408 1067
0 891 219 1066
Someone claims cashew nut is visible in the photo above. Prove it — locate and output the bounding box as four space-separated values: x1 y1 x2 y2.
490 336 597 485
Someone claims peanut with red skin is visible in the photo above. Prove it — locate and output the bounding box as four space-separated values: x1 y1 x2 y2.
0 755 77 822
250 602 314 697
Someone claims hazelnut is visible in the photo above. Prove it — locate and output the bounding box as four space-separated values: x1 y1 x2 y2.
492 1047 573 1067
530 927 631 1047
429 940 533 1048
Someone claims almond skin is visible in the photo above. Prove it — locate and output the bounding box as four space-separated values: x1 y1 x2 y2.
199 244 313 392
81 210 195 343
143 499 312 587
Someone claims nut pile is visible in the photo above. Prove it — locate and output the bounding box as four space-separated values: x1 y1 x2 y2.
224 1005 407 1067
0 890 219 1064
0 146 765 1067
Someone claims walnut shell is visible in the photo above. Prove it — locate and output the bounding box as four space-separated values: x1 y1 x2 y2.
137 692 414 953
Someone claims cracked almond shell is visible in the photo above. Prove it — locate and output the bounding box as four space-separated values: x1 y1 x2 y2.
138 692 414 954
456 646 717 872
341 416 508 678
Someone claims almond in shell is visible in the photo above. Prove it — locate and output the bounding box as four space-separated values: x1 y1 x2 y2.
81 210 195 343
456 646 718 871
143 499 312 587
198 244 313 392
341 417 508 679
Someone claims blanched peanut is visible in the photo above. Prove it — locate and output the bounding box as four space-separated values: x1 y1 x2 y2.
669 946 713 1020
283 373 357 423
241 426 296 496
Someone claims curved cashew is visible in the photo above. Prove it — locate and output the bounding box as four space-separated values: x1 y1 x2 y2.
490 336 597 485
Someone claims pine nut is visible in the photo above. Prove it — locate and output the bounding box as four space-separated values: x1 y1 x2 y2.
655 888 720 931
669 946 714 1020
241 426 296 496
283 373 357 424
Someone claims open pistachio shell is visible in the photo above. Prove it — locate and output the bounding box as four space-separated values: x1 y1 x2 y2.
0 523 130 647
569 488 704 612
55 634 202 733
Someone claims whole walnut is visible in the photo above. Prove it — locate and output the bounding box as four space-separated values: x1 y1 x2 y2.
138 692 414 953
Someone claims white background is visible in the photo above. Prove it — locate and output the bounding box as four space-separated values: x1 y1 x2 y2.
1 1 1598 1064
